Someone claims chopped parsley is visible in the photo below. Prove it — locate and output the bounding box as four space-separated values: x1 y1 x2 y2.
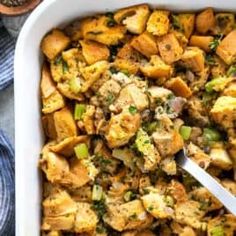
209 34 223 52
129 105 137 115
92 200 107 219
205 54 216 65
106 93 115 105
227 64 236 76
171 14 183 31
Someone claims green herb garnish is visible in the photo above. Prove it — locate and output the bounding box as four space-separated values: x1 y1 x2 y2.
129 105 137 115
209 34 223 52
227 64 236 76
205 54 216 65
92 200 107 219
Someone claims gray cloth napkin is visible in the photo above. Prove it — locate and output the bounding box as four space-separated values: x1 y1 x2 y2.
0 15 27 236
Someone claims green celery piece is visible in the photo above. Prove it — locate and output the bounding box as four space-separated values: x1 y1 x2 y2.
179 126 192 140
203 128 221 142
92 185 103 201
74 104 86 120
74 143 89 159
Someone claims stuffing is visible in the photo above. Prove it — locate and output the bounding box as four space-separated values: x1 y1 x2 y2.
215 13 235 35
104 200 153 231
41 64 65 114
216 30 236 65
53 107 77 141
147 10 170 36
130 31 158 58
140 55 172 80
181 47 205 72
142 192 174 219
80 40 110 65
210 96 236 130
135 128 161 171
174 200 206 229
189 35 214 52
165 76 192 98
80 60 109 92
195 8 215 34
74 202 98 233
178 14 195 39
80 15 126 45
41 29 70 60
223 81 236 97
157 33 184 64
209 142 233 170
105 109 141 148
113 83 149 112
114 4 150 34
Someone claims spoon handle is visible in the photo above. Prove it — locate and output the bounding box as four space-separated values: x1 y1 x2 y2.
176 150 236 216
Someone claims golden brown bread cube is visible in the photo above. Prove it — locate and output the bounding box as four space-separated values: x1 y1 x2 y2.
80 40 110 65
105 109 141 148
53 107 77 141
114 43 141 74
223 81 236 97
165 76 192 98
41 64 65 114
181 47 205 72
42 114 57 140
140 55 172 80
50 135 90 157
215 13 235 35
80 60 109 92
147 10 170 36
74 202 98 233
195 8 215 34
189 35 214 52
210 96 236 130
157 33 183 64
80 16 126 45
130 31 158 58
178 14 195 39
216 30 236 65
114 4 150 34
41 29 70 60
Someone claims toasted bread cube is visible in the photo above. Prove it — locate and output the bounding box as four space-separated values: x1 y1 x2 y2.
42 114 57 140
147 10 170 36
223 81 236 97
43 191 77 217
50 136 90 157
211 56 227 78
105 109 141 148
114 43 141 74
181 47 205 72
74 202 98 233
165 77 192 98
140 55 172 80
80 60 109 92
178 14 195 39
171 30 188 48
80 16 126 45
114 4 150 34
189 35 214 52
130 31 158 58
158 33 183 64
215 13 235 35
196 8 215 34
142 192 174 219
210 142 233 170
80 40 110 65
41 29 70 60
216 30 236 65
210 96 236 129
53 107 77 141
41 64 65 114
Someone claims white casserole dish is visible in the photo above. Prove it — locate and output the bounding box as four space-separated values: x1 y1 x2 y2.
14 0 236 235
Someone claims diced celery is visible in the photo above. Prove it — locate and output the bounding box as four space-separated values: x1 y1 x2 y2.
69 77 81 94
203 128 221 142
210 225 224 236
74 143 88 159
124 191 135 202
74 104 86 120
179 126 192 140
205 77 229 93
227 64 236 77
92 185 103 201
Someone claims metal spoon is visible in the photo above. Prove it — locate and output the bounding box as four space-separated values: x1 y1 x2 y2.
175 149 236 216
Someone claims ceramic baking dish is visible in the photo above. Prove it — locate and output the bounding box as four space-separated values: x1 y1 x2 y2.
14 0 236 235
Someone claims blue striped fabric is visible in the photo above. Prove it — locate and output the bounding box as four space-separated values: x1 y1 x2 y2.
0 20 15 235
